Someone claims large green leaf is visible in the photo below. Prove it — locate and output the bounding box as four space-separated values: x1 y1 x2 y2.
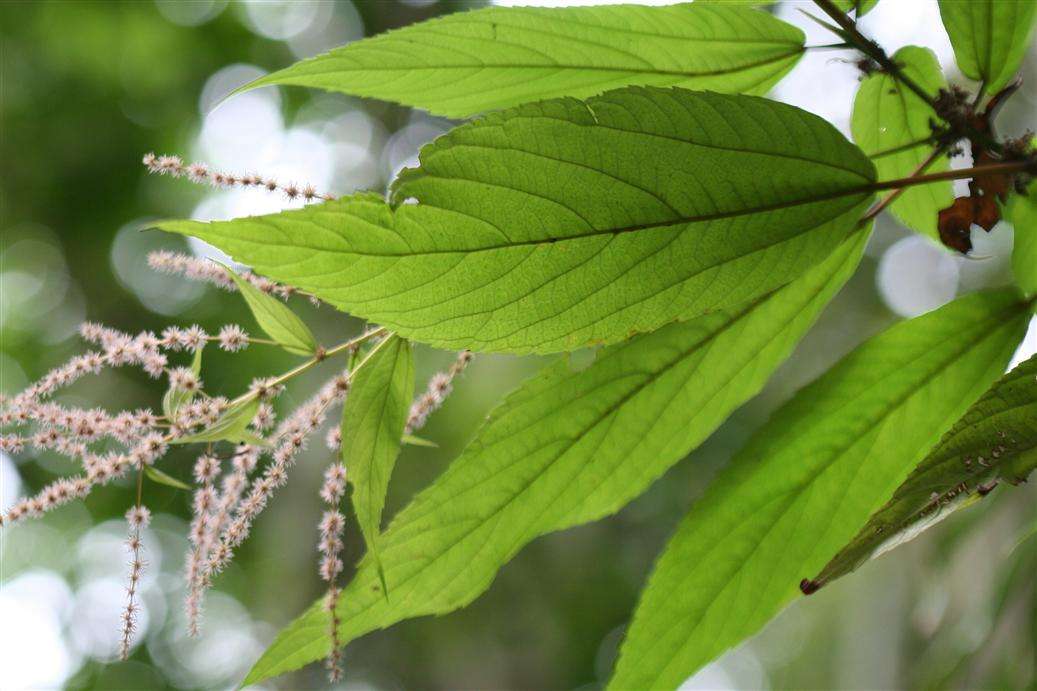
938 0 1037 93
240 4 805 118
158 88 876 355
341 334 414 570
1010 192 1037 297
852 46 951 239
807 354 1037 592
241 227 871 685
611 288 1030 690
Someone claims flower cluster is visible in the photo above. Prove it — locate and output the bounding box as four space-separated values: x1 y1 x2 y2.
203 373 352 583
2 248 471 680
142 152 333 203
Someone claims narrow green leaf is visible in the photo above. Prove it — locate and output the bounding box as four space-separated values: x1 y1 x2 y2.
172 398 262 445
610 288 1030 690
222 263 317 357
144 466 193 491
241 227 872 685
341 335 414 577
1010 192 1037 297
158 88 876 355
852 46 951 239
938 0 1037 93
162 345 204 419
808 354 1037 592
240 4 805 118
401 434 437 448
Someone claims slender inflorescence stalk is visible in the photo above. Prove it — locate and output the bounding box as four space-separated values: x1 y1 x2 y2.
184 452 220 635
142 152 334 203
120 505 151 660
317 463 348 682
405 351 473 435
147 250 323 306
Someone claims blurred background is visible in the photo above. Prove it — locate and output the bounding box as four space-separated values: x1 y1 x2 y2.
1 1 1036 689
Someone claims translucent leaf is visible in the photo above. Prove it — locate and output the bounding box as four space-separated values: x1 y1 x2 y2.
832 0 879 15
807 354 1037 592
610 288 1030 690
172 398 263 446
222 263 317 357
938 0 1037 93
241 227 872 685
1009 192 1037 297
341 335 414 575
145 466 193 491
852 46 951 239
239 4 805 118
158 88 876 355
162 345 204 419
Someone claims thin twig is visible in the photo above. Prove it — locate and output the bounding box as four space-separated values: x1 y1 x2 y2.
813 0 936 107
860 146 948 224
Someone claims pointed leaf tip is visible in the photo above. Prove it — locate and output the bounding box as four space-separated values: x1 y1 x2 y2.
221 262 318 357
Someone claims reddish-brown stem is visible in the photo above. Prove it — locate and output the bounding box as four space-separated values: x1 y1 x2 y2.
870 160 1030 193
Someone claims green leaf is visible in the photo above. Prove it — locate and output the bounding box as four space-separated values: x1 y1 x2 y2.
852 46 951 240
158 88 876 355
1009 192 1037 297
938 0 1037 93
341 334 414 576
162 345 204 419
832 0 879 15
172 398 263 446
610 288 1030 691
144 466 193 491
401 434 437 448
239 4 805 119
241 227 872 685
222 263 317 356
807 354 1037 592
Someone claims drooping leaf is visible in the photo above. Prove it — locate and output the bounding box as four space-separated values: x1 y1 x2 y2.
806 354 1037 592
239 4 805 119
610 288 1030 691
159 88 877 355
222 263 317 356
341 334 414 573
162 345 204 419
852 46 951 239
145 466 193 491
938 0 1037 93
1010 192 1037 297
241 227 872 685
172 398 264 446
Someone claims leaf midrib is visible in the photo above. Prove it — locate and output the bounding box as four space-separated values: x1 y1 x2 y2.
294 50 802 81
